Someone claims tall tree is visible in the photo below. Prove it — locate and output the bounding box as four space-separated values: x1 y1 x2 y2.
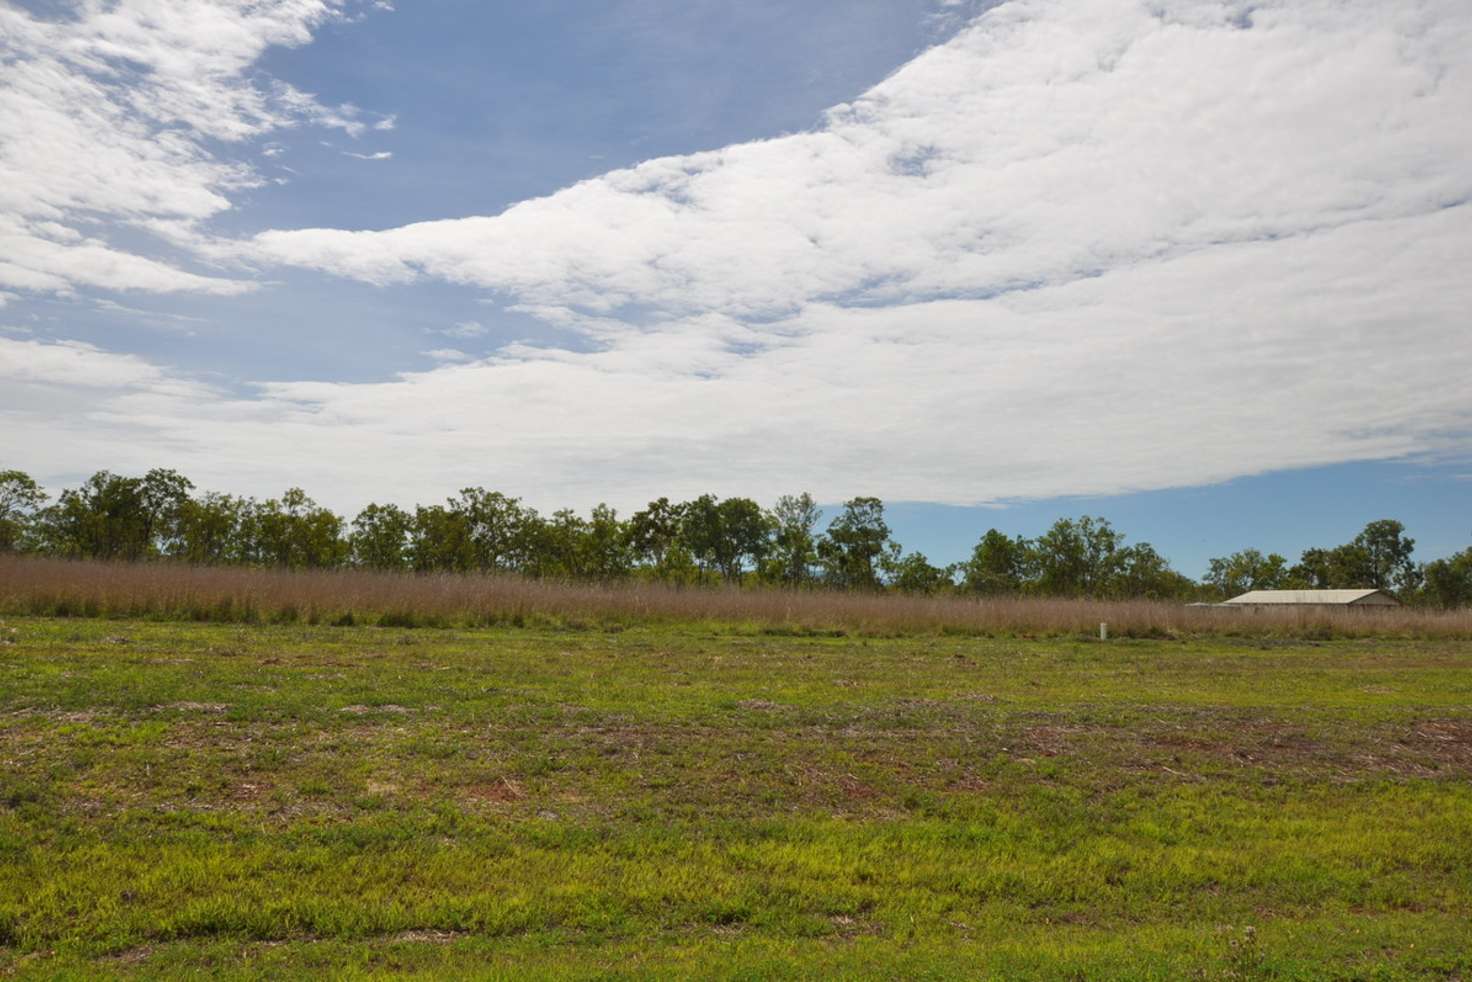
410 504 474 572
678 494 723 582
1113 543 1193 599
452 488 535 573
883 549 954 594
0 469 47 553
582 504 633 580
533 508 592 579
1352 519 1421 594
1029 516 1128 597
173 492 247 565
246 489 346 569
41 471 151 561
139 468 194 557
627 497 686 574
1422 547 1472 609
713 497 772 582
350 503 413 570
1289 521 1421 594
817 497 891 590
961 529 1033 595
766 492 822 586
1204 548 1289 598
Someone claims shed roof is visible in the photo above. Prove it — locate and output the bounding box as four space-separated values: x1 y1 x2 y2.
1223 589 1399 606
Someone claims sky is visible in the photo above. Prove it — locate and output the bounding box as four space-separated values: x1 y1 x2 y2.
0 0 1469 577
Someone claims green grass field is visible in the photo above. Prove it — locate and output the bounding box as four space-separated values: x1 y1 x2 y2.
2 617 1470 979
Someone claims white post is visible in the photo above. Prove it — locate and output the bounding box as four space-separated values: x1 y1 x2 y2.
1099 622 1109 641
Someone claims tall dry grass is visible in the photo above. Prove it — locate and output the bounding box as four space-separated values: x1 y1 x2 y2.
1 555 1468 639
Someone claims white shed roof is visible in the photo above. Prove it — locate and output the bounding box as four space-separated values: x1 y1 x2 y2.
1224 589 1399 606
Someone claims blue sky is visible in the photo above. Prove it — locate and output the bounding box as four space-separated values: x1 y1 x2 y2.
1 0 1469 576
886 461 1472 578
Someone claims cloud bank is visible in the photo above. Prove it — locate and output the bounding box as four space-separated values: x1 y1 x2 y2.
250 0 1472 317
3 0 1471 512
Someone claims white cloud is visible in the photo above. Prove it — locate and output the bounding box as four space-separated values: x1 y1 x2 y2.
421 348 471 363
0 0 384 299
3 206 1470 513
91 298 209 331
249 0 1472 320
439 320 489 339
5 0 1472 513
0 337 168 389
343 150 393 161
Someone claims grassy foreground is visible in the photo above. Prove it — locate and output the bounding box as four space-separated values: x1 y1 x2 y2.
1 618 1470 979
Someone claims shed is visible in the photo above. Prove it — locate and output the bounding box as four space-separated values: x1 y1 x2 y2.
1223 589 1400 608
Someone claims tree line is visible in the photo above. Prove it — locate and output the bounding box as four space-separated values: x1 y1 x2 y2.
1 467 1468 607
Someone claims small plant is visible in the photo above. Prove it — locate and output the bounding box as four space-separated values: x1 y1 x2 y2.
1222 924 1262 977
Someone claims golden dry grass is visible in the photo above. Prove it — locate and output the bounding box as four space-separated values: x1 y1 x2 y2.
2 555 1467 637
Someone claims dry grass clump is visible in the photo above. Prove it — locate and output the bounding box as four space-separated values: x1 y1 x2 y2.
1 555 1468 639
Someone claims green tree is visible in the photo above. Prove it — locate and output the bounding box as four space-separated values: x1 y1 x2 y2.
1032 516 1122 597
1113 543 1193 599
1422 547 1472 609
583 504 633 580
34 469 196 562
452 488 535 573
765 492 822 586
677 494 724 582
1288 521 1421 594
961 529 1033 595
173 492 247 564
532 508 592 579
41 471 150 561
1204 548 1289 598
410 504 474 572
883 549 954 594
1352 519 1420 594
627 497 687 576
350 503 413 570
817 497 891 591
0 469 47 553
713 497 772 583
138 469 194 557
246 489 346 569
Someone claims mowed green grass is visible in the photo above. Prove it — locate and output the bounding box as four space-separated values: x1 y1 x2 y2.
1 618 1470 979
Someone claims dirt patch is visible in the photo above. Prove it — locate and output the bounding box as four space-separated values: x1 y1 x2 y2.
1002 714 1472 780
386 930 465 945
1022 724 1095 757
463 777 526 803
157 702 229 713
105 945 153 966
736 699 784 711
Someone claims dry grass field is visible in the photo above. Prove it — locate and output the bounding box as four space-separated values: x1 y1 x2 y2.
3 556 1469 640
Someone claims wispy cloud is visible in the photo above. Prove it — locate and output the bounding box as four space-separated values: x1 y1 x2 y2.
438 321 489 339
343 150 393 161
420 348 471 363
91 299 209 331
0 0 386 299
